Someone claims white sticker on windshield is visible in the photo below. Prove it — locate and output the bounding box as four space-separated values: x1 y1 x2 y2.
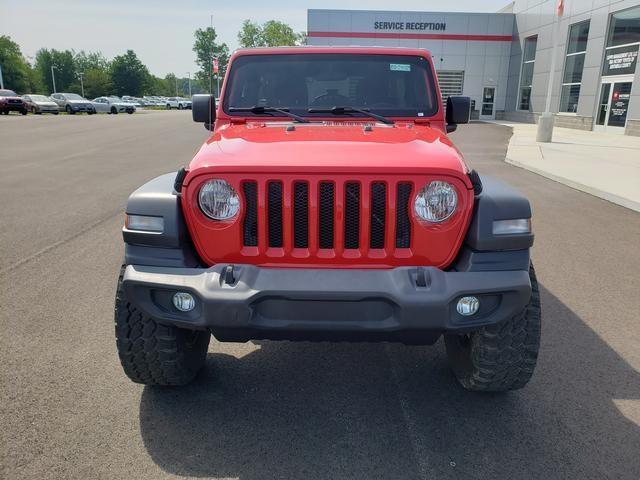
390 63 411 72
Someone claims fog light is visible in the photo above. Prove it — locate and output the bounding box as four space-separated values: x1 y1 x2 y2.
457 296 479 316
172 292 196 312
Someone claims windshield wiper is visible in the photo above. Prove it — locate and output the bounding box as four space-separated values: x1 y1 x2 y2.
307 106 394 125
228 106 309 123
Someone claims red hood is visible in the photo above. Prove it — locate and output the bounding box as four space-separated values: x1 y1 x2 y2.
185 122 471 188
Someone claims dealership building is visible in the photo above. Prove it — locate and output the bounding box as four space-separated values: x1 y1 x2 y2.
307 0 640 136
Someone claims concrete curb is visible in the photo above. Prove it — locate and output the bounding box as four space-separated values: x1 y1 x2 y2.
505 156 640 213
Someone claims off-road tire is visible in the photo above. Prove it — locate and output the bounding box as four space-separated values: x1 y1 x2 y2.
444 263 541 392
114 266 210 386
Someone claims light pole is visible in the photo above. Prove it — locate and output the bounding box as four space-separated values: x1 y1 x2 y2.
0 63 4 89
78 72 85 98
187 72 191 97
175 76 178 96
51 65 57 93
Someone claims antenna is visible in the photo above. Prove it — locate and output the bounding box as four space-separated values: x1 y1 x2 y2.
209 14 213 130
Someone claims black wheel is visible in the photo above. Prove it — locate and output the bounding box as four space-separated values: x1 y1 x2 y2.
31 106 37 114
444 264 541 392
53 111 59 115
127 110 134 114
178 103 183 110
114 266 210 386
21 108 28 115
111 106 118 114
166 104 171 110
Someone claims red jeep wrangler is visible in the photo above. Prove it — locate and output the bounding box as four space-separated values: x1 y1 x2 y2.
115 47 540 391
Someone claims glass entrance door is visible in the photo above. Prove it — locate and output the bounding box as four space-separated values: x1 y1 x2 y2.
480 87 495 119
595 79 633 133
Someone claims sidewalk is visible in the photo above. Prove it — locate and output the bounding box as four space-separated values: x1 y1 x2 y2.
490 121 640 212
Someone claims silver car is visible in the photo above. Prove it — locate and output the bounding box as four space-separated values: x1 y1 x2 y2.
22 94 59 114
92 96 136 114
50 93 97 114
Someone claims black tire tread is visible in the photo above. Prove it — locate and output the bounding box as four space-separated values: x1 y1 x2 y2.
446 264 541 392
114 266 210 385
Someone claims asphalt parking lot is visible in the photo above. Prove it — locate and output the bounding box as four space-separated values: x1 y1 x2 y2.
1 110 639 480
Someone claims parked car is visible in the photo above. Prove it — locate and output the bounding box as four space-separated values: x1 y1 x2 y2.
50 93 96 114
115 47 540 392
22 94 59 114
92 96 136 114
121 96 143 107
0 89 28 115
165 97 192 110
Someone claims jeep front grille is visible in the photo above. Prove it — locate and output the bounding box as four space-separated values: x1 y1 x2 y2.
241 178 414 254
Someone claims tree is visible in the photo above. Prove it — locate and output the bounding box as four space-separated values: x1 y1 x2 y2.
74 50 110 72
237 20 264 48
82 68 112 98
34 48 76 94
110 50 149 96
0 36 32 92
192 27 229 94
237 20 303 48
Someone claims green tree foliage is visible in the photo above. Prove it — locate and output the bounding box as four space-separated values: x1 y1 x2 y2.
83 68 113 98
0 36 33 93
74 50 110 72
34 48 77 93
110 50 150 96
237 20 304 48
192 27 229 93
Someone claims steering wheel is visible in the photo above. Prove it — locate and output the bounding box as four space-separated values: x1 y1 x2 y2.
310 90 352 107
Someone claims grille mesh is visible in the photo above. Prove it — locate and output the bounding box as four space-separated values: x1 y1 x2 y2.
242 182 258 246
395 183 412 248
370 182 386 249
293 182 309 248
344 183 360 249
267 182 283 247
318 182 334 249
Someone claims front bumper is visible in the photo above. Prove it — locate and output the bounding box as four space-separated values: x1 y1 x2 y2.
122 264 531 344
1 102 26 112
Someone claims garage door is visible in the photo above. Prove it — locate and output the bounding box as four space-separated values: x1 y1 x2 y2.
437 71 465 102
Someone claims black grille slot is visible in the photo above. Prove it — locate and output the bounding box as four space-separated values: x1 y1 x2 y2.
370 182 386 249
267 181 283 247
242 182 258 246
318 182 334 249
344 182 360 249
293 182 309 248
395 183 412 248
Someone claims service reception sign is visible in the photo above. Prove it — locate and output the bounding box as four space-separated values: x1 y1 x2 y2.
603 44 639 76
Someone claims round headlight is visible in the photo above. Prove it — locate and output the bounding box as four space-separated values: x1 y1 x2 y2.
414 181 458 223
198 179 240 220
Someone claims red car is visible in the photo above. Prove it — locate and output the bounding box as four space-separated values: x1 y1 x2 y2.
0 89 28 115
115 47 540 391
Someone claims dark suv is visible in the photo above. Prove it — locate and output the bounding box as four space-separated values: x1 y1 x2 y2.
0 89 28 115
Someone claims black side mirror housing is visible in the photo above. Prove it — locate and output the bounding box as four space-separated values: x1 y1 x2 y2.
192 94 216 130
445 96 471 133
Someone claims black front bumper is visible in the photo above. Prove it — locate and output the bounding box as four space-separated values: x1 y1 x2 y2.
122 264 532 345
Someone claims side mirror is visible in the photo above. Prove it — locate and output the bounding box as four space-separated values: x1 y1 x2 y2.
445 96 471 133
192 94 216 130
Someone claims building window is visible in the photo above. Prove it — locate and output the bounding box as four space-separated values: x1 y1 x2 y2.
602 6 640 77
560 21 590 113
518 35 537 111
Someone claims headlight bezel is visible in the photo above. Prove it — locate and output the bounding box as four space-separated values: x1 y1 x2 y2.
414 180 459 224
198 178 241 221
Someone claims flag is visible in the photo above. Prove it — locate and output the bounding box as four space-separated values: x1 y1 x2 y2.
557 0 564 16
213 58 219 74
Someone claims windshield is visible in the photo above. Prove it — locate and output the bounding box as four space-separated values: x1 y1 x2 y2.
65 93 84 100
224 53 438 119
0 89 18 97
109 96 122 101
31 95 50 101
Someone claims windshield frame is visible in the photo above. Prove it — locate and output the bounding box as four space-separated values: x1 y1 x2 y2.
222 52 440 121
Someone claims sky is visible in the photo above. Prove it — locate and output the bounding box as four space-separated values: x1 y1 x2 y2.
2 0 510 77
